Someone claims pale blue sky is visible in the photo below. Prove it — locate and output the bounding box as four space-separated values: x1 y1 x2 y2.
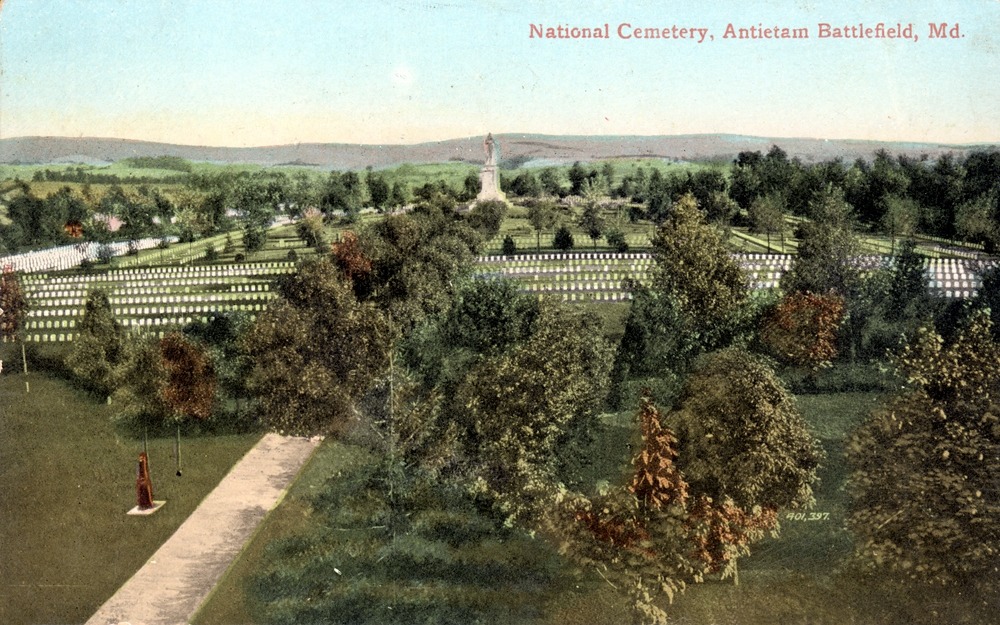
1 0 997 146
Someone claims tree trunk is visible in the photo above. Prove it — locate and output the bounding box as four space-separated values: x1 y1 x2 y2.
21 341 29 394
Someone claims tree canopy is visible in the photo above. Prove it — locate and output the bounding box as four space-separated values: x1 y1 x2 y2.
242 257 392 435
847 310 1000 593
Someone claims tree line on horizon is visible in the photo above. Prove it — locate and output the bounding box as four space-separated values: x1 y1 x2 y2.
3 145 999 260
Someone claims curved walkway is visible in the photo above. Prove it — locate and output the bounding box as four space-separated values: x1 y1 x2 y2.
86 433 321 625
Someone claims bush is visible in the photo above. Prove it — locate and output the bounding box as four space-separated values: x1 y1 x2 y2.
157 237 172 250
606 229 629 253
501 235 516 256
553 225 574 250
97 244 114 265
203 245 219 262
234 253 245 263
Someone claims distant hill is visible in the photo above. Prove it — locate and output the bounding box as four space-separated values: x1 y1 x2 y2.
1 134 994 170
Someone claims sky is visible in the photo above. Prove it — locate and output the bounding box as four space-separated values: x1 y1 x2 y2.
0 0 997 147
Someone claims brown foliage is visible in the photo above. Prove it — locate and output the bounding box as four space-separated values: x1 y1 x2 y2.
331 230 372 284
629 395 689 511
762 291 845 369
158 332 216 420
686 496 778 574
574 504 651 552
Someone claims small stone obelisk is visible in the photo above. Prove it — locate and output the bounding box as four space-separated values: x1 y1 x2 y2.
128 451 165 515
476 133 507 203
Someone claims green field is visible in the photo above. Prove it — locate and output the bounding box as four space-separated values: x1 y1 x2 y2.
0 371 260 625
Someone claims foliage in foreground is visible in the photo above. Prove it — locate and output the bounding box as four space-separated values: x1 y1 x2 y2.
847 309 1000 594
548 356 823 625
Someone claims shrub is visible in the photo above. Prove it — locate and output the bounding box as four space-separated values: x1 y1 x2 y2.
605 229 629 252
553 225 574 250
97 244 114 264
287 249 299 262
203 245 219 261
501 235 516 256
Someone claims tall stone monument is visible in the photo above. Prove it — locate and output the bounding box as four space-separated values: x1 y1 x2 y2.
476 133 507 203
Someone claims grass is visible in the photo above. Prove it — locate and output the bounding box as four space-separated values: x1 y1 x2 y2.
0 372 260 625
191 440 370 625
186 380 996 625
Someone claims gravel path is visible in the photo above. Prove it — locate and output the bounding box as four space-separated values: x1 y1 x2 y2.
85 433 321 625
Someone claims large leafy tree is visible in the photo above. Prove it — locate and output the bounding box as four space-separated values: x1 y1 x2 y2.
847 310 1000 594
234 174 282 254
667 348 823 517
242 257 392 436
607 287 699 410
465 199 507 241
649 192 748 345
748 192 786 252
402 277 538 388
782 185 862 298
350 211 480 330
453 303 614 513
65 290 128 398
578 201 605 249
526 201 557 251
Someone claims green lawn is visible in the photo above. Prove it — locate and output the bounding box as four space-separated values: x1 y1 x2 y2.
186 377 998 625
191 440 369 625
0 372 260 625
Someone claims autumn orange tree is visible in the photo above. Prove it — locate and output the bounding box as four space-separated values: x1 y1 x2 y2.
761 291 845 371
550 396 695 625
331 230 371 284
549 365 822 625
158 332 216 421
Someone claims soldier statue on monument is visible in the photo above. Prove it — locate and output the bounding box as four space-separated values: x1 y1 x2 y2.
476 132 506 203
484 132 498 166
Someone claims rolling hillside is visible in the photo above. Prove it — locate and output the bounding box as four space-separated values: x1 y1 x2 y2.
2 134 993 170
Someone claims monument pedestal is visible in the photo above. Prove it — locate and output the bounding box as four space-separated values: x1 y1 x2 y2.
476 165 506 203
127 500 166 516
